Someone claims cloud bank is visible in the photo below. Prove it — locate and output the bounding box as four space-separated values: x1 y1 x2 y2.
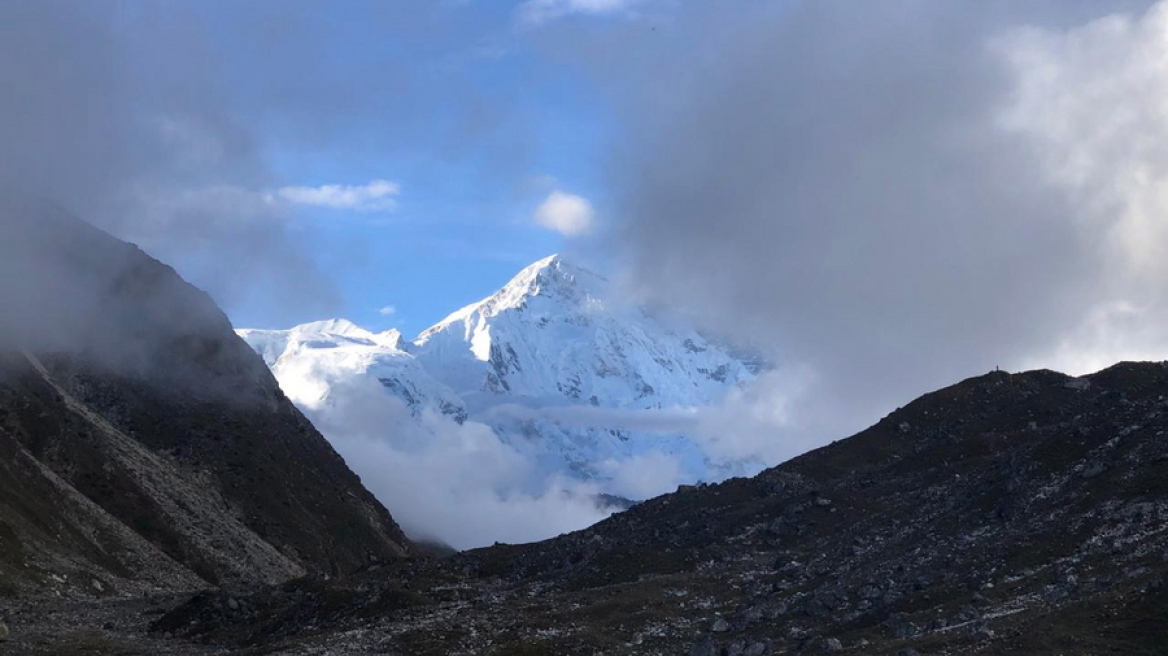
299 377 612 549
561 0 1168 443
0 1 542 325
0 0 342 325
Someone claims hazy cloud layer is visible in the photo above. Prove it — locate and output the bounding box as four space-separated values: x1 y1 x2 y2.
517 0 646 27
295 371 802 547
0 1 342 325
572 0 1168 442
481 365 813 469
0 1 544 326
274 179 401 213
301 377 612 549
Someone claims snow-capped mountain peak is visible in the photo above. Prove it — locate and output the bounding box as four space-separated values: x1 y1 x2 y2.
237 254 765 501
416 254 604 346
495 253 607 304
410 255 753 408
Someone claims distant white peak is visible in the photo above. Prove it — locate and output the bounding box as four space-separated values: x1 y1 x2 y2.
248 318 406 352
294 318 368 338
417 255 606 343
375 328 406 350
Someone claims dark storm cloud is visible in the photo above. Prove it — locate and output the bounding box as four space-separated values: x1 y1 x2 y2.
576 0 1168 440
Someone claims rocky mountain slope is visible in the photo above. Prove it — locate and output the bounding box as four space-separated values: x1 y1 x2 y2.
0 199 410 598
238 255 762 493
138 361 1168 655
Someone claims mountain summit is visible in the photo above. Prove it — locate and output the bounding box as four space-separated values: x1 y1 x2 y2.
239 255 762 513
417 255 602 332
413 254 753 408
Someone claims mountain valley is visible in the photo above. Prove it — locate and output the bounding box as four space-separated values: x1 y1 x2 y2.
0 207 1165 655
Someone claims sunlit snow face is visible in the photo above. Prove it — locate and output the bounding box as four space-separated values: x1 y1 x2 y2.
238 255 791 548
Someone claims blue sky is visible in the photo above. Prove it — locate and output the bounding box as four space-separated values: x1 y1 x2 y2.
174 0 628 335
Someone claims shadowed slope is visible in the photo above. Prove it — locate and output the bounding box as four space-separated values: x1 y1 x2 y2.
0 199 410 596
158 362 1168 654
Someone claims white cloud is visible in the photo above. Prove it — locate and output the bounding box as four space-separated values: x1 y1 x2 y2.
286 365 816 549
162 179 402 223
299 377 612 550
992 2 1168 374
378 305 397 316
517 0 643 27
597 451 685 500
534 190 594 236
482 365 823 484
596 0 1168 458
273 179 400 212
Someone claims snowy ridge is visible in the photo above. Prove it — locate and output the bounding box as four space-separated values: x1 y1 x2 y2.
238 319 465 421
237 255 763 495
413 255 750 408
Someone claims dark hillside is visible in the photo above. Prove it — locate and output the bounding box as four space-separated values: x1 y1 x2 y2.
152 363 1168 655
0 200 411 597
